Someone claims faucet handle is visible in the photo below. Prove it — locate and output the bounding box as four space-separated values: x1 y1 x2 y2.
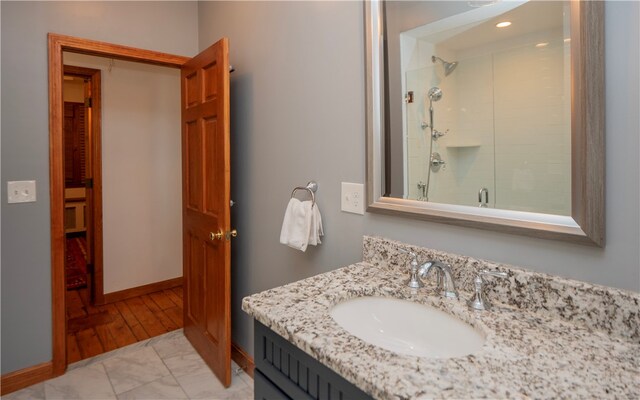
399 249 425 288
398 249 419 268
479 270 508 279
398 248 417 258
467 270 508 311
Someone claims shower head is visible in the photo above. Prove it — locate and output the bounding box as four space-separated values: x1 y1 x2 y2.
427 87 443 102
432 55 458 76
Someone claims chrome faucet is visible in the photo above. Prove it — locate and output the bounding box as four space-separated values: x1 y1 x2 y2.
420 261 458 299
402 250 458 299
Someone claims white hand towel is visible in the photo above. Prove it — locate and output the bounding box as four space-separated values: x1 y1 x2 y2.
316 205 324 238
280 198 313 251
309 204 324 246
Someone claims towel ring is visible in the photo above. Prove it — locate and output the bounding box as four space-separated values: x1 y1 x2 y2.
291 181 318 206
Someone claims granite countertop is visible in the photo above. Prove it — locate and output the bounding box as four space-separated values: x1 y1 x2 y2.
242 238 640 399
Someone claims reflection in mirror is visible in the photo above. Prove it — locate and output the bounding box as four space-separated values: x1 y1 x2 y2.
387 1 571 216
365 0 604 246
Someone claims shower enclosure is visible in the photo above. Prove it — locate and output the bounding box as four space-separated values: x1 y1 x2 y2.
401 3 571 216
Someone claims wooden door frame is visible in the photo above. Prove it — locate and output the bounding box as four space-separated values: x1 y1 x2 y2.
62 65 103 305
48 33 190 375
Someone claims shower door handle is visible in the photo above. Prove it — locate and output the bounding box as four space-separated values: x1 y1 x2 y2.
478 188 489 208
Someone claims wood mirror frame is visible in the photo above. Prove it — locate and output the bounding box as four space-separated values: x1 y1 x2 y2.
365 1 604 247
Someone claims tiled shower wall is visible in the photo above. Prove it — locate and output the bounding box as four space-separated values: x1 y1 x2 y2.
492 40 571 214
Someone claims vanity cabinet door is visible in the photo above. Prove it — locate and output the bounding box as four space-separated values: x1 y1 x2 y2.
254 320 372 400
255 370 291 400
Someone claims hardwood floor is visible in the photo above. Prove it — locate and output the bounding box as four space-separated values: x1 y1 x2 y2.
65 286 183 363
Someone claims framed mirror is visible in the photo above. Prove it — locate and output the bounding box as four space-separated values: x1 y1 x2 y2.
365 0 604 246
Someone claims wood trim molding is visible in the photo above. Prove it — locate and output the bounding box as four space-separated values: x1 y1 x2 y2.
232 342 255 379
49 33 67 376
0 362 54 396
50 33 190 67
103 277 183 304
63 65 98 77
49 32 189 376
89 67 105 306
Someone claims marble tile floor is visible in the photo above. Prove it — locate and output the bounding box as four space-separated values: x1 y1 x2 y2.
3 330 254 400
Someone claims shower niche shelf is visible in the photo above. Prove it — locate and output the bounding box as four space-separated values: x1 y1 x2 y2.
445 142 481 149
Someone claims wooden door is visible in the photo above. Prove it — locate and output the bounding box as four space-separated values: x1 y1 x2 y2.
181 38 232 387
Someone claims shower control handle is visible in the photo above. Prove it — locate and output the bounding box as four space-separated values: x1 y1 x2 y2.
432 129 449 140
430 152 446 172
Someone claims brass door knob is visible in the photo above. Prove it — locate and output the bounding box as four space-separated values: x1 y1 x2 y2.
210 231 224 241
209 229 238 241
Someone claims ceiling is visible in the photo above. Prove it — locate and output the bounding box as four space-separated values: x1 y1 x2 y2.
438 1 565 51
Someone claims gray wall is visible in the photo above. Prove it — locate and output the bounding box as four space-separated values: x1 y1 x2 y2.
198 0 639 357
0 1 198 374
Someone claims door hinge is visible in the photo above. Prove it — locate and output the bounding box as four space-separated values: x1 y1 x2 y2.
85 97 92 108
85 178 93 189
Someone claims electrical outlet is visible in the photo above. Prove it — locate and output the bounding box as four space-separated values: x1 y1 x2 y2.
341 182 365 215
7 180 37 203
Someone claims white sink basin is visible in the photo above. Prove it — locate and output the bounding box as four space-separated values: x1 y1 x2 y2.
330 296 485 358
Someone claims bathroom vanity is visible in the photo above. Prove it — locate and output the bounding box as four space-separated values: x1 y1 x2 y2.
243 236 640 399
253 320 370 400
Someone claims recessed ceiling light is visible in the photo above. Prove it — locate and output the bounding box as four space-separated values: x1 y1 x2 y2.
496 21 512 28
535 42 549 48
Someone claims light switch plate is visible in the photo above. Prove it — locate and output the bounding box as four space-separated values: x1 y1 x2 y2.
7 180 37 203
341 182 365 215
